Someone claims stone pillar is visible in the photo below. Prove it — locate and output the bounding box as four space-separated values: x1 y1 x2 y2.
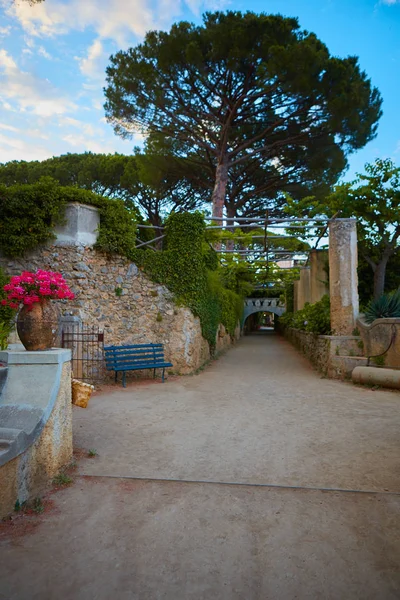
310 249 329 304
293 280 299 312
54 203 100 246
329 219 359 335
297 267 311 310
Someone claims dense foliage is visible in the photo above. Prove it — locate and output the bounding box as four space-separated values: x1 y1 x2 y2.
286 159 400 300
364 289 400 324
134 212 243 348
279 295 331 335
0 152 206 231
0 178 137 258
105 10 381 219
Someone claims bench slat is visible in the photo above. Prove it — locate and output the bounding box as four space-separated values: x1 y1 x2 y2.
113 362 172 371
104 342 173 387
104 350 166 358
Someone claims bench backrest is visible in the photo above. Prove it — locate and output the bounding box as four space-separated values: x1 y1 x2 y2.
104 344 166 370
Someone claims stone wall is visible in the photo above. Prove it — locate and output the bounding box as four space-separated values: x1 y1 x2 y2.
282 327 367 379
0 351 72 518
1 244 238 376
357 317 400 369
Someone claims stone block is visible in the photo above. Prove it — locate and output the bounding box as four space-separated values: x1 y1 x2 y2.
54 203 100 246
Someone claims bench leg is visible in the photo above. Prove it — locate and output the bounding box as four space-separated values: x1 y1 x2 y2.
162 367 165 383
115 371 118 383
123 371 126 388
153 367 156 379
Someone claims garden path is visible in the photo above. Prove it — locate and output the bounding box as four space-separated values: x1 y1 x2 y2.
1 331 400 599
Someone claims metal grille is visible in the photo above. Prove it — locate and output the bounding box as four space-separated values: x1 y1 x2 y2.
61 322 105 384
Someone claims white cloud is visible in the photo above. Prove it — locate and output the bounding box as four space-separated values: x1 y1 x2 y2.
5 0 217 46
0 49 76 117
61 133 117 154
0 25 11 36
58 116 103 138
78 38 105 80
38 45 52 59
0 133 51 162
381 0 400 4
0 122 18 132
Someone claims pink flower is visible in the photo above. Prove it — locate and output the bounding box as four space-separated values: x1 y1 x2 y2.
3 269 74 306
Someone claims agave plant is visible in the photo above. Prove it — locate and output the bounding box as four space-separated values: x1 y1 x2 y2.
364 288 400 324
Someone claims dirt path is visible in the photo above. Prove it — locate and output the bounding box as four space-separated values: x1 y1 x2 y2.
1 332 400 599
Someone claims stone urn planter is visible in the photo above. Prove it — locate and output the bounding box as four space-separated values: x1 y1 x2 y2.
2 270 74 352
17 300 60 351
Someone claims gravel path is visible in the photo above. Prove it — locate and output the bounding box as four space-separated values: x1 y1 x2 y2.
1 332 400 600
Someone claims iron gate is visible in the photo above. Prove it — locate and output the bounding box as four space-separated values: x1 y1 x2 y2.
61 321 105 384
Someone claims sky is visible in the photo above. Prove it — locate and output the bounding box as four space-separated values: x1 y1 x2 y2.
0 0 399 179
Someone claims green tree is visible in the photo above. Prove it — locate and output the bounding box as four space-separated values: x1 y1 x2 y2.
287 159 400 300
0 151 205 232
104 11 381 220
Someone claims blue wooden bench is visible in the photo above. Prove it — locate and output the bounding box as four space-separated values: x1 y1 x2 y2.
104 343 173 388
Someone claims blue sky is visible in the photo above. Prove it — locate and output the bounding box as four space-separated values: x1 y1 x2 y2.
0 0 399 179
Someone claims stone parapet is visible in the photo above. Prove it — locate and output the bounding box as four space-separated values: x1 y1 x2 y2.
282 327 366 379
357 317 400 369
0 348 72 518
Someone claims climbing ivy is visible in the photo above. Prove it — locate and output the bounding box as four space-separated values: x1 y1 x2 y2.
0 179 242 348
134 212 243 348
0 177 137 258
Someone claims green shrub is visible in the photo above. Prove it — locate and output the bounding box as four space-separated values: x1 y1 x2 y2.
0 178 137 258
279 295 331 335
364 289 400 323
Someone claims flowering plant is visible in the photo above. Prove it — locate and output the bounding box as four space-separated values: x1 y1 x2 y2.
1 270 74 310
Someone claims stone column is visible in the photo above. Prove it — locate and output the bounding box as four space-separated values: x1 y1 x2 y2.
310 249 329 304
329 219 359 335
297 267 311 310
293 280 300 312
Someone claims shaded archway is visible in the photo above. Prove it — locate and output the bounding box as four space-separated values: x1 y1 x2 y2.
243 297 285 323
243 310 278 335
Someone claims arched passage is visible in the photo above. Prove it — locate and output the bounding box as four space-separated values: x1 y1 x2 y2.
243 298 285 324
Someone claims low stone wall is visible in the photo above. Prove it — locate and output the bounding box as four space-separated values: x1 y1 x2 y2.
1 244 238 376
0 349 72 518
357 317 400 369
282 327 367 379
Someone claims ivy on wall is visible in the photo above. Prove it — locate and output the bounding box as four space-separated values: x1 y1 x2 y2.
0 181 243 349
0 177 137 258
134 212 243 348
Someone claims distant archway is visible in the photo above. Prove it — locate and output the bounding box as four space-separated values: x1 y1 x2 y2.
243 298 285 325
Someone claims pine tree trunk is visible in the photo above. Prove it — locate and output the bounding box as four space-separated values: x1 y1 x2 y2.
212 161 228 221
373 256 389 300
